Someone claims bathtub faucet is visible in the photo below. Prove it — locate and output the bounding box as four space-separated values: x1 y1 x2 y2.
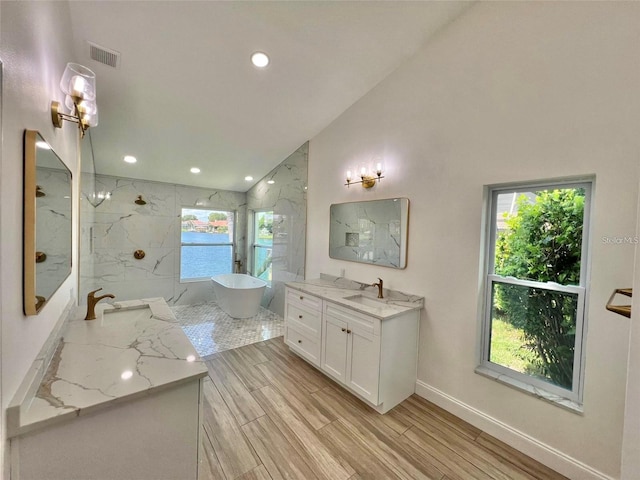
85 288 115 321
372 278 384 299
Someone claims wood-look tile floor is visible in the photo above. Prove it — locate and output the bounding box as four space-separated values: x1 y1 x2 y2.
198 337 568 480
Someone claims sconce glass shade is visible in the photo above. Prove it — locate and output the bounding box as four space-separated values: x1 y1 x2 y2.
59 63 96 101
372 156 385 176
82 109 99 128
65 96 99 127
65 96 97 115
346 170 353 182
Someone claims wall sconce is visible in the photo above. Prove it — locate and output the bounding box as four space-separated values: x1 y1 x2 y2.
51 63 98 138
345 160 384 188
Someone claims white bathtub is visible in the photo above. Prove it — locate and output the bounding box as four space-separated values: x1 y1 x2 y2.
211 273 267 318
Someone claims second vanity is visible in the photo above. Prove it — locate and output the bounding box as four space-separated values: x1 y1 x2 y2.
7 298 207 480
285 275 423 414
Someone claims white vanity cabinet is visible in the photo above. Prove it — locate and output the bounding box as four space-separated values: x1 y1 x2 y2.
284 289 323 366
322 301 382 404
284 285 420 414
7 299 208 480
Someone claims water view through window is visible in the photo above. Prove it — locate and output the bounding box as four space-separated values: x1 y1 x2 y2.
180 208 234 280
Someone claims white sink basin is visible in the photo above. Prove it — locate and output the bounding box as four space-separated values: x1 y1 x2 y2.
344 295 386 308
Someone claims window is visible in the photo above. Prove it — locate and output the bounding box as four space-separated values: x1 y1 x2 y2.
480 181 591 402
180 208 234 281
253 210 273 283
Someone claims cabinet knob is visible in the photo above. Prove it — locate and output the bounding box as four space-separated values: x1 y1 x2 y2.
299 296 303 300
347 329 352 334
297 339 302 344
341 328 346 332
299 315 303 319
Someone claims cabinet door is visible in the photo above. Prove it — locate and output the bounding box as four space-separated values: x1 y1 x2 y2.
347 325 380 405
321 314 348 383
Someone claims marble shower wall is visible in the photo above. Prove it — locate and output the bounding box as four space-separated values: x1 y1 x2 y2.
79 176 247 305
246 142 308 317
79 172 95 290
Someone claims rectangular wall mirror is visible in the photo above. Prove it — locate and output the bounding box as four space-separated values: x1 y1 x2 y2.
23 130 73 315
329 198 409 269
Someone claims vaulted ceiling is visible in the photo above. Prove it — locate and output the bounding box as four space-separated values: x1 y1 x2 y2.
69 1 472 191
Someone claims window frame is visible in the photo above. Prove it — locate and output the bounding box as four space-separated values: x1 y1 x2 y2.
479 179 593 404
179 207 236 282
251 209 274 285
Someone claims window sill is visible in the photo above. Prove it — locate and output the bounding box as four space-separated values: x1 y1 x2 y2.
179 278 212 284
475 366 584 415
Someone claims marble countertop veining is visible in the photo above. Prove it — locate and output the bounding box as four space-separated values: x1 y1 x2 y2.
8 298 207 438
286 274 424 320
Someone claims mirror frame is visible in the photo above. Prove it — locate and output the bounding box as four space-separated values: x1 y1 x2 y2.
23 130 73 315
329 197 409 269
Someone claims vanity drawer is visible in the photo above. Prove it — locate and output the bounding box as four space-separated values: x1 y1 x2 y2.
286 325 320 366
286 289 322 312
324 301 381 336
286 303 321 338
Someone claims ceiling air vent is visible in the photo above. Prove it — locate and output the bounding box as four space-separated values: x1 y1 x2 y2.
88 42 120 68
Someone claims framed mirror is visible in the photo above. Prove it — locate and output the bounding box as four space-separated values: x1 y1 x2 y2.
329 198 409 269
23 130 73 315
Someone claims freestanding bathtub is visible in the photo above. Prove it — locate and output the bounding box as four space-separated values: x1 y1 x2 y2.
211 273 267 318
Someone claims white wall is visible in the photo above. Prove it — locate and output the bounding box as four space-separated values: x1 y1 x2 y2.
0 1 79 476
307 2 640 478
621 185 640 479
0 15 4 480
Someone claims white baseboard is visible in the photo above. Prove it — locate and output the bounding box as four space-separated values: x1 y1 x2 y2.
414 380 615 480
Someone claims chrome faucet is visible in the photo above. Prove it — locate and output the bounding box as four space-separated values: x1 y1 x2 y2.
85 288 115 320
372 278 384 299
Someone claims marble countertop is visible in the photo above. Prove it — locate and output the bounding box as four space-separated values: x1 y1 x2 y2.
8 298 207 438
286 274 424 320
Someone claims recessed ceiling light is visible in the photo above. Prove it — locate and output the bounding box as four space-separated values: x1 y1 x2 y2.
190 167 201 174
267 180 275 185
251 52 269 68
123 155 137 164
245 176 254 181
36 141 51 150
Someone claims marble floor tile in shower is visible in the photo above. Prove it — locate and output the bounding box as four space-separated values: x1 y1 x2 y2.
172 302 284 358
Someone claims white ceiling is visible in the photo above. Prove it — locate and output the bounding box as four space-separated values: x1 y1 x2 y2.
68 1 471 192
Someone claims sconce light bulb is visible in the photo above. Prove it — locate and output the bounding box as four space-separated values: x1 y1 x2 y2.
360 167 367 177
346 170 352 182
71 75 86 99
376 163 383 175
